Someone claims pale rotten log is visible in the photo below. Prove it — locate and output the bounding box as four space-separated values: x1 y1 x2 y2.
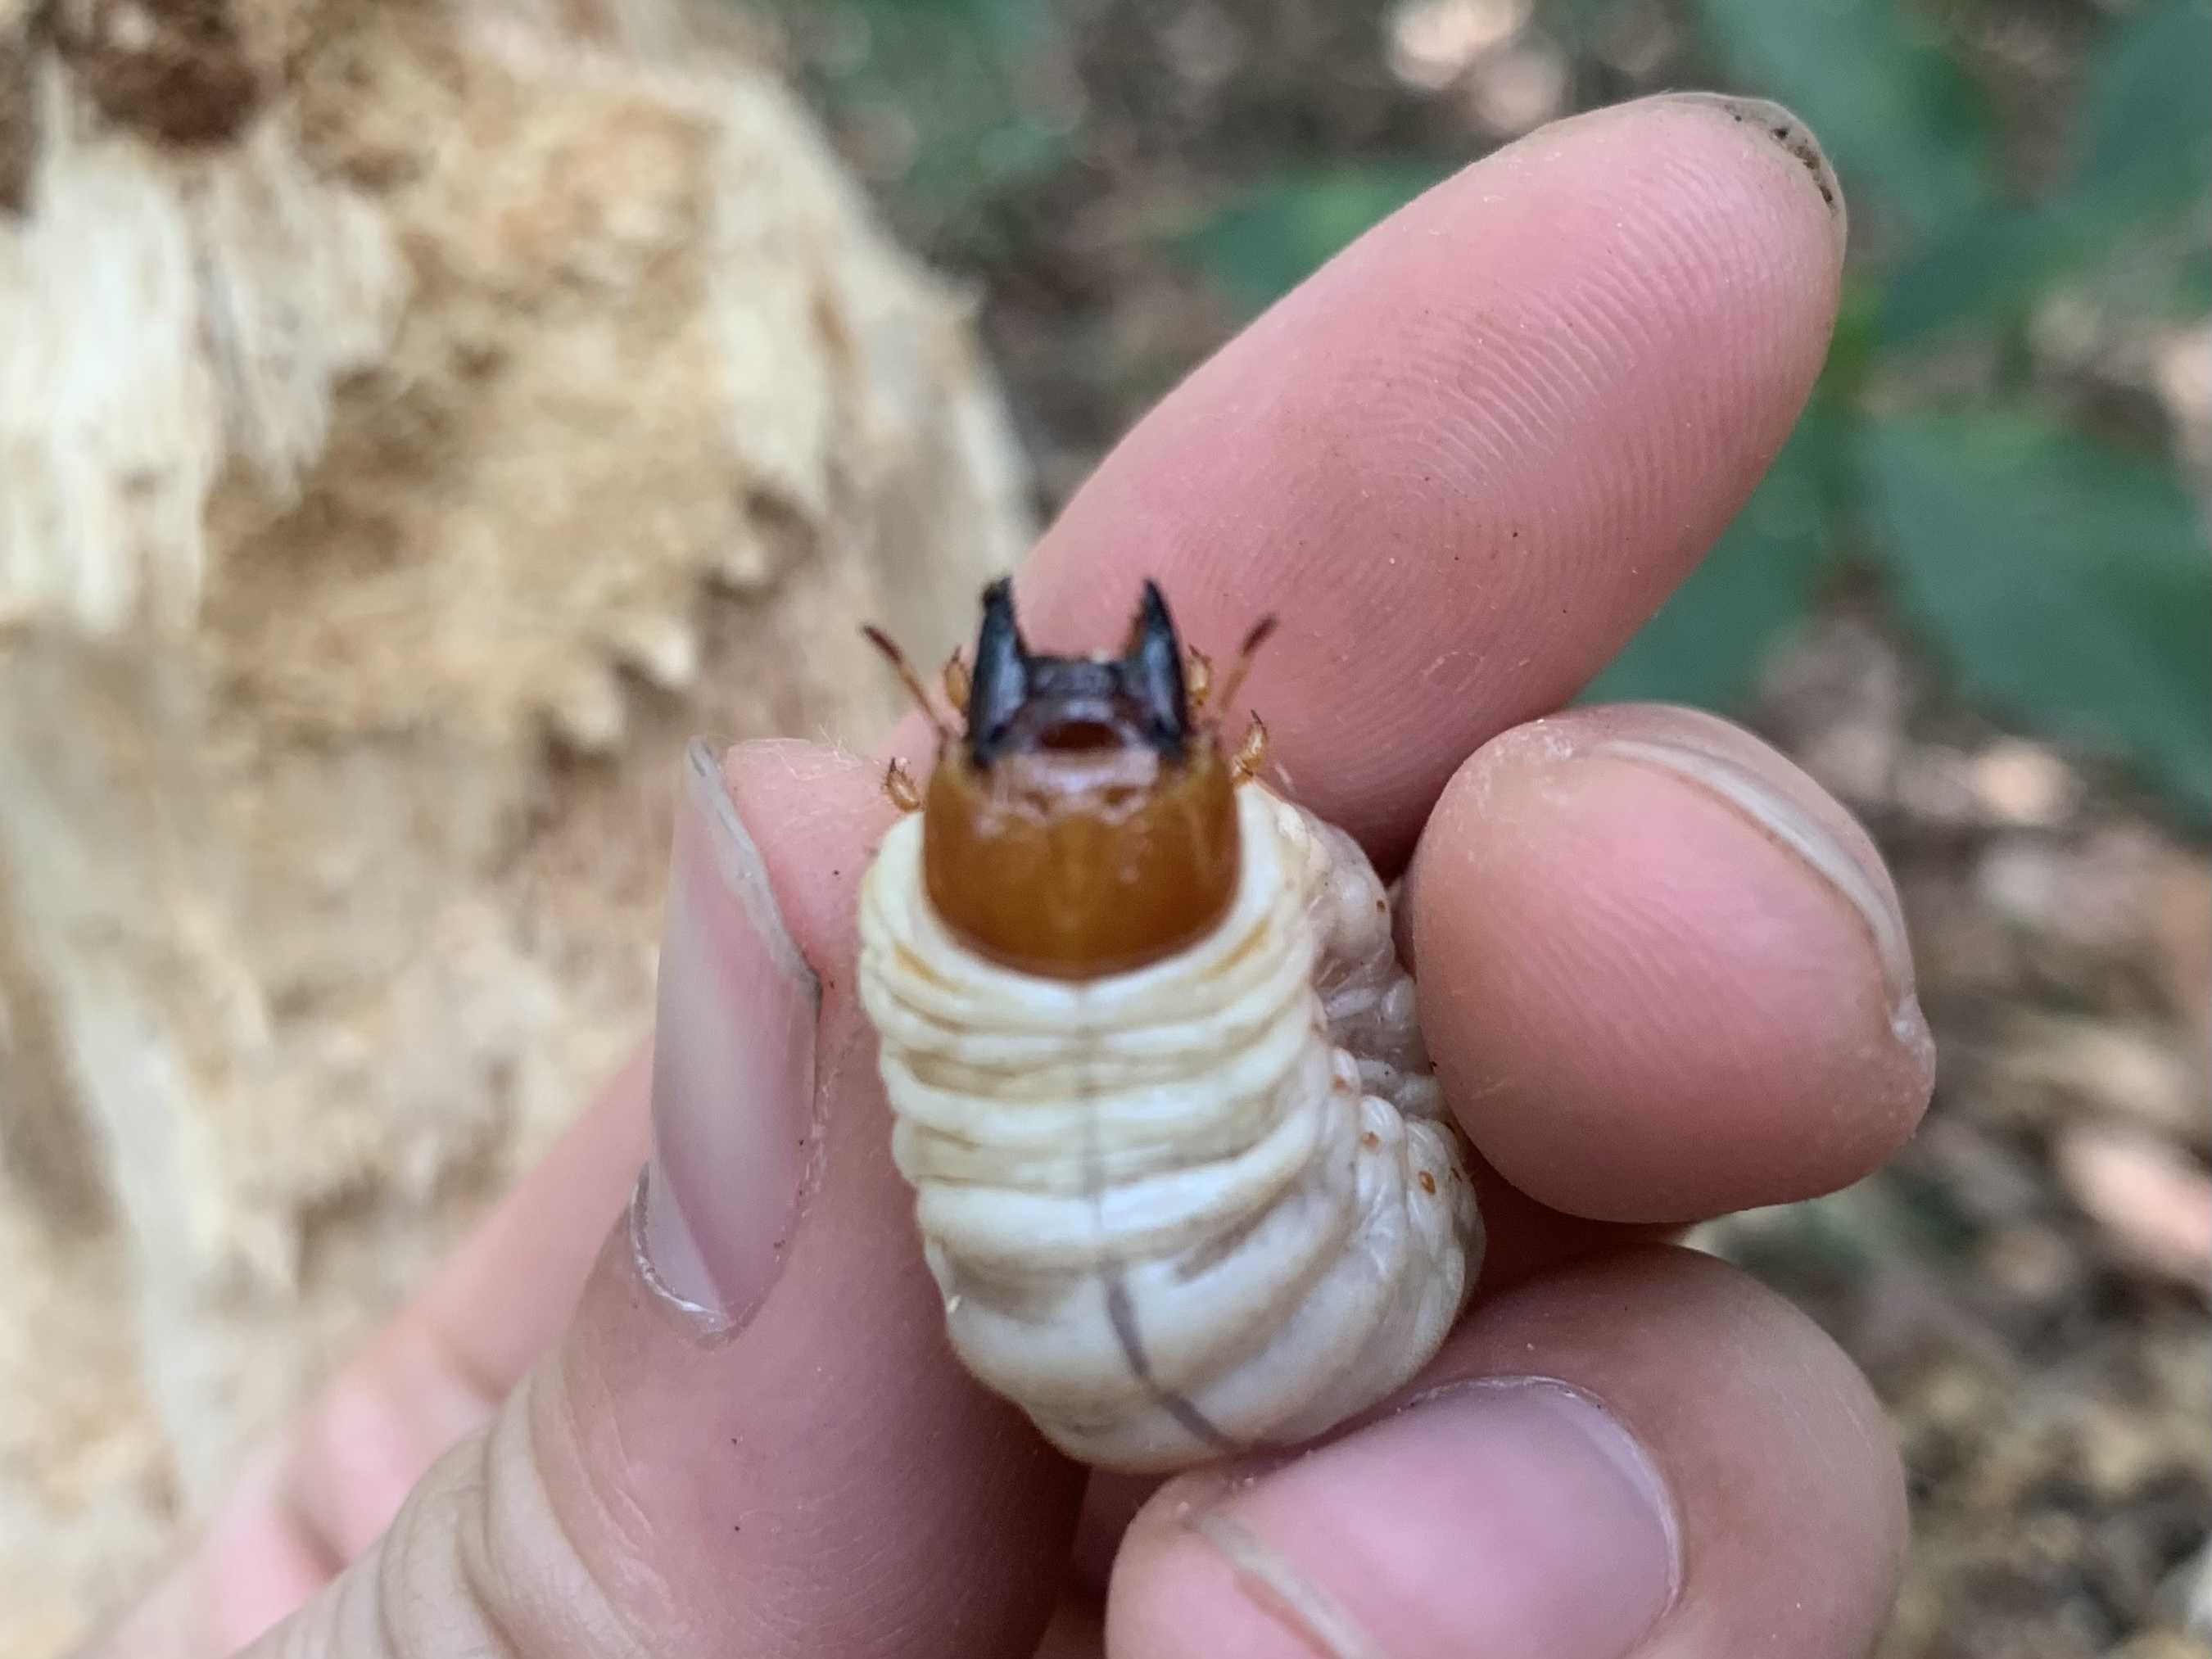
0 3 1032 1648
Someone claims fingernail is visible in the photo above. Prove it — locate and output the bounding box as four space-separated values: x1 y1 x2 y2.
1183 1379 1678 1659
633 737 821 1332
1661 93 1848 256
1588 735 1929 1052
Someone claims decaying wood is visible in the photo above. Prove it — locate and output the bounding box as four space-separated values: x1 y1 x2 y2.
0 2 1033 1648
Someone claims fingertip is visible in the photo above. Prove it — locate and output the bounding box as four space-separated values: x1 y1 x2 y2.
1112 1380 1678 1659
1108 1248 1906 1659
1018 92 1849 869
716 735 897 969
1413 708 1933 1223
1625 93 1848 268
719 735 885 848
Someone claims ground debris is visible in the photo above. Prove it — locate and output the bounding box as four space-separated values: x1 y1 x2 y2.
1699 608 2212 1658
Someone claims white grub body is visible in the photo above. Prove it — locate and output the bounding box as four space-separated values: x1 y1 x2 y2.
858 782 1481 1471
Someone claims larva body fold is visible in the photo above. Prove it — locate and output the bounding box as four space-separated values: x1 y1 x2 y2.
859 780 1481 1471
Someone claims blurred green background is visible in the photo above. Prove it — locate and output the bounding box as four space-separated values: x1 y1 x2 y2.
754 0 2210 818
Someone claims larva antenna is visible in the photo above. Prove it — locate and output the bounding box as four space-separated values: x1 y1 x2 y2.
861 624 956 741
1210 613 1278 726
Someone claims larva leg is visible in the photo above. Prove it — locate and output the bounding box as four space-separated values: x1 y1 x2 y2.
883 757 923 814
1230 715 1269 784
1212 614 1279 715
1185 646 1215 712
941 651 970 719
1277 793 1440 1114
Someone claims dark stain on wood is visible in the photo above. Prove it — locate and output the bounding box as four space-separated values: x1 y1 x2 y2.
52 0 264 150
0 27 35 215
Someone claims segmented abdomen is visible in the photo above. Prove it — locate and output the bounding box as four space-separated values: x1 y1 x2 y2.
858 784 1481 1471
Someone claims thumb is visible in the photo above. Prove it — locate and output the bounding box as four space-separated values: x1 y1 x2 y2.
244 739 1081 1657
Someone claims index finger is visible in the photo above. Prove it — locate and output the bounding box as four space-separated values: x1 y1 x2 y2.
1015 93 1846 868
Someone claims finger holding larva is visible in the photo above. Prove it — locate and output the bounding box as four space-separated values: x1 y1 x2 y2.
857 581 1481 1473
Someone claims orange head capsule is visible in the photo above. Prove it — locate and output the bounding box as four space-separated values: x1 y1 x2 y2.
889 580 1251 980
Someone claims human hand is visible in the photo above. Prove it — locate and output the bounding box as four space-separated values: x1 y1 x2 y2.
97 91 1932 1659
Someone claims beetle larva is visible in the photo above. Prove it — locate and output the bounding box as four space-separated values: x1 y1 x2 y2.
857 580 1481 1471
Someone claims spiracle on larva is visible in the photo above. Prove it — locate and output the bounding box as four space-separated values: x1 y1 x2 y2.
857 580 1481 1472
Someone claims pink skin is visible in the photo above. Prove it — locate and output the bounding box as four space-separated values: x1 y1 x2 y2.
1110 1250 1907 1659
1413 706 1934 1223
95 93 1928 1659
1016 95 1845 869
